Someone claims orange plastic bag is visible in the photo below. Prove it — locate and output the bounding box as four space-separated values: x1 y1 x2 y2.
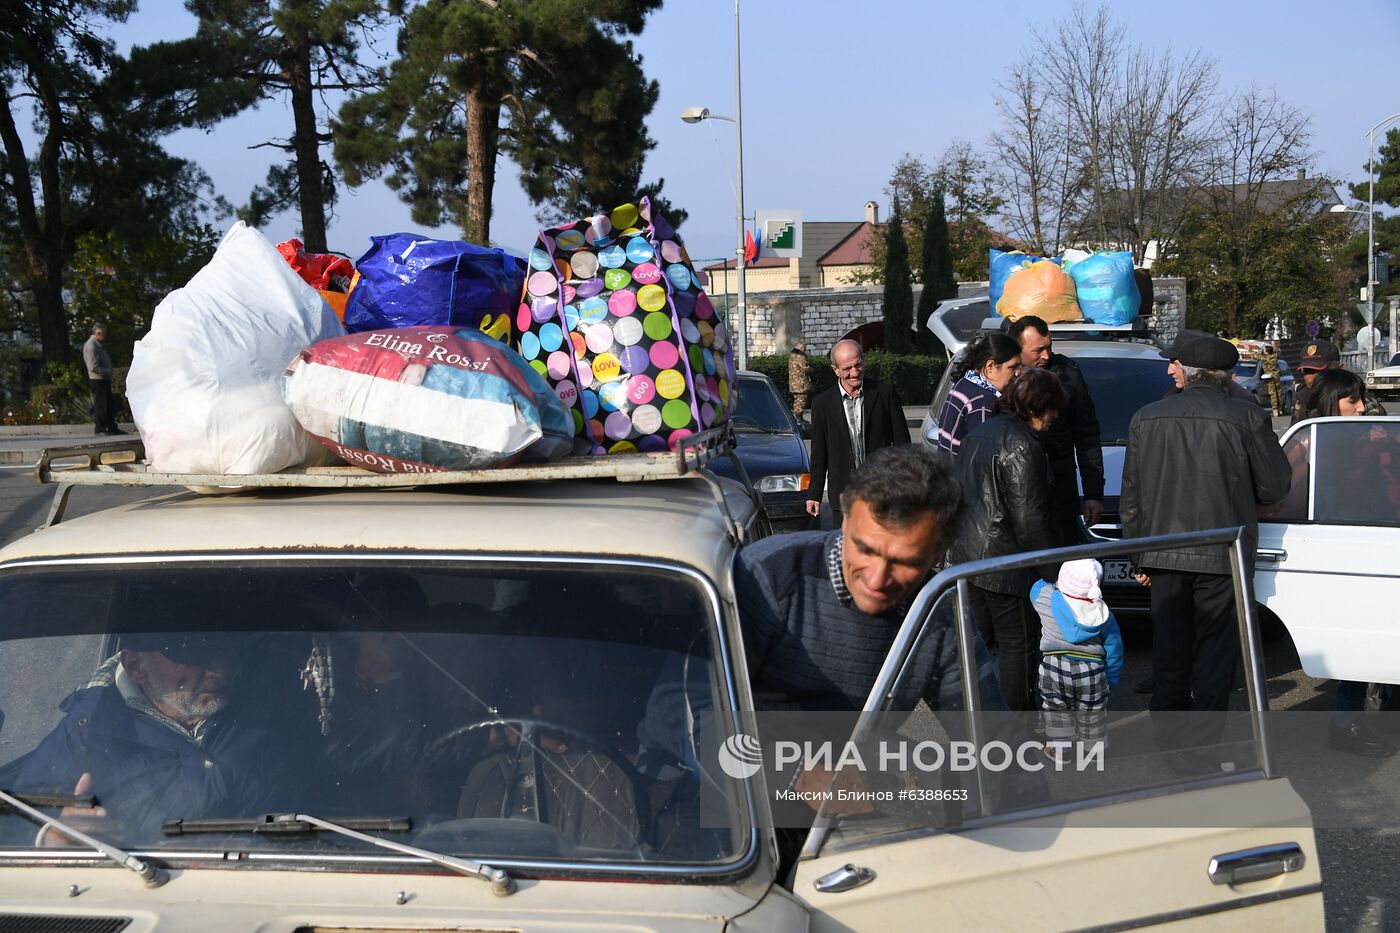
996 259 1082 322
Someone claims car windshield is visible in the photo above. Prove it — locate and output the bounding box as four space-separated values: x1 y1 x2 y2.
0 560 747 870
733 377 793 432
1234 362 1260 378
1074 356 1174 444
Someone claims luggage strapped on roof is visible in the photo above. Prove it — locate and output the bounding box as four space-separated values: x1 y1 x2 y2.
31 424 758 541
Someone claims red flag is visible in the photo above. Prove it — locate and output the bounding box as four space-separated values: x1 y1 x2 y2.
743 229 758 266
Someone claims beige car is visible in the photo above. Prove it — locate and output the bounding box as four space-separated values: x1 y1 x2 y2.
0 438 1323 931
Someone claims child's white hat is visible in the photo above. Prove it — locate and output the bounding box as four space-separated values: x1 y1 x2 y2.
1057 559 1104 602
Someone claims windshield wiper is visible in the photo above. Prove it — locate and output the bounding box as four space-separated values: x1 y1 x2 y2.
163 812 514 896
731 421 778 434
0 788 167 887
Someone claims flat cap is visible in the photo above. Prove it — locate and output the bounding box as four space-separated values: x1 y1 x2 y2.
1159 330 1239 370
1297 340 1340 370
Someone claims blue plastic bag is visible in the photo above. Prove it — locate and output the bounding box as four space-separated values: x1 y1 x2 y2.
989 249 1059 316
344 233 526 334
1068 251 1140 325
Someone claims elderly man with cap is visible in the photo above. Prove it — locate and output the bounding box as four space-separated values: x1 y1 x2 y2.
12 633 278 837
1120 331 1290 745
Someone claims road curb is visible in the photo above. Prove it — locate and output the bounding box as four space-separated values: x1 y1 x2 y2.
0 450 35 466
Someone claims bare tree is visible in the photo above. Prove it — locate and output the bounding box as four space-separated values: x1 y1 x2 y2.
1034 2 1125 249
1100 43 1218 261
990 61 1080 255
993 2 1219 264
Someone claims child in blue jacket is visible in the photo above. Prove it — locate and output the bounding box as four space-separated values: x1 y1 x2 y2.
1030 559 1124 762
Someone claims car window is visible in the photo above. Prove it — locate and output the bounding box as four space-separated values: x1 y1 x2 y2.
1074 356 1172 444
1312 421 1400 526
1234 362 1260 378
0 560 748 869
813 537 1261 857
733 377 794 432
1259 427 1310 522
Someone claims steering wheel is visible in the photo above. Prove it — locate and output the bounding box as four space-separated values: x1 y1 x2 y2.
411 717 651 846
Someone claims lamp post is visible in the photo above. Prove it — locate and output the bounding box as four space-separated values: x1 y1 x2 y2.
1365 112 1400 373
680 1 747 370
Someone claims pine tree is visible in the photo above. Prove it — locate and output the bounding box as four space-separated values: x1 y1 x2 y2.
332 0 678 245
882 200 914 354
916 187 954 354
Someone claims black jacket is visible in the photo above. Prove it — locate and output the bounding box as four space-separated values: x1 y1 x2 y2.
806 377 909 511
1121 382 1290 575
1040 353 1105 502
947 412 1060 595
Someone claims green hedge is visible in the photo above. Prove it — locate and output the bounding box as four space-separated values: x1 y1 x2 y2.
748 351 946 406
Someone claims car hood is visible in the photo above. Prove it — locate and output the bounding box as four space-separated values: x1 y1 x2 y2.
710 431 809 481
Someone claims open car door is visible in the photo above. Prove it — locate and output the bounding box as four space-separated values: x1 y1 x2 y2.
1256 416 1400 683
791 530 1324 932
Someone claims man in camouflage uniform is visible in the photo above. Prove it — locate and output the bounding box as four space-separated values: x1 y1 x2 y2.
788 342 813 421
1261 345 1283 417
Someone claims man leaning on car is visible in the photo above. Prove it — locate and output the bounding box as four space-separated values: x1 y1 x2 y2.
1121 331 1290 747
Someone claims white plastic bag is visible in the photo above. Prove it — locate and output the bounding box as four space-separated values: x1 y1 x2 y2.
126 223 344 474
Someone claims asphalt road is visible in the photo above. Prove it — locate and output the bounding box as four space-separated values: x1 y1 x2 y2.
0 465 1396 929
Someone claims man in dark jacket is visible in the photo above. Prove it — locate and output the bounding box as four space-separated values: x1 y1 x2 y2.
13 635 277 839
805 339 910 526
1121 331 1290 743
1008 317 1105 545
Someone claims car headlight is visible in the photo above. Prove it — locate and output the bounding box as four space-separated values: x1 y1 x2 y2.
756 473 810 494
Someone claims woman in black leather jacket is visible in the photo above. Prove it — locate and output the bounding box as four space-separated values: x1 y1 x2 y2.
948 367 1068 711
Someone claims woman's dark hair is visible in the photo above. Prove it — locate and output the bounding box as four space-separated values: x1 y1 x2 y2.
1309 368 1367 418
995 366 1068 421
960 332 1021 376
841 444 963 537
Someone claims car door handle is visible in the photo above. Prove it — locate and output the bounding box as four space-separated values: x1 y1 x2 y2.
813 863 876 893
1256 548 1287 564
1208 843 1306 885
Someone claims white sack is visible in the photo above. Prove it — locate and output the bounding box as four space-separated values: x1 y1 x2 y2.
126 222 344 474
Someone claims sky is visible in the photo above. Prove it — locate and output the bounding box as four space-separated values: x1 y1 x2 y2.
104 0 1400 265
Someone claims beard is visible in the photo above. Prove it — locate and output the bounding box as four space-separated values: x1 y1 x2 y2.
143 664 230 722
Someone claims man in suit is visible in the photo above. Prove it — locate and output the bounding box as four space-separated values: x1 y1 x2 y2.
804 339 910 526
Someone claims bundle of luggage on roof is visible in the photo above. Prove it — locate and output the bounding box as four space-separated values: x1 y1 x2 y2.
988 248 1146 326
124 197 735 477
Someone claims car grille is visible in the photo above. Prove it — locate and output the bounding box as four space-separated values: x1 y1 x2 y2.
0 918 130 933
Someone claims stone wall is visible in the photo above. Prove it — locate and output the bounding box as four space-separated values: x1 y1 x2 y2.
736 277 1186 356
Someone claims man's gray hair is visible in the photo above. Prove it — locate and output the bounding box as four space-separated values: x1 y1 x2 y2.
1181 365 1230 389
91 322 107 335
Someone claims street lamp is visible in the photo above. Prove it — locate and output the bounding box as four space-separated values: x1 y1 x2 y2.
680 0 747 371
1365 112 1400 372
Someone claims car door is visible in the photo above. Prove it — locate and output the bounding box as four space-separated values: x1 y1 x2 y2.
792 531 1323 932
1256 416 1400 683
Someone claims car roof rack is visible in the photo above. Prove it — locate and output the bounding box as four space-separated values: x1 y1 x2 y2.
979 315 1155 338
34 425 734 490
31 424 758 543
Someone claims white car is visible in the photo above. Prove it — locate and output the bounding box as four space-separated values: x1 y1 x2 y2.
1365 353 1400 402
1255 415 1400 695
0 435 1323 930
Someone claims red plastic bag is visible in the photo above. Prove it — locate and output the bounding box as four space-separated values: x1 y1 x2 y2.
277 238 354 292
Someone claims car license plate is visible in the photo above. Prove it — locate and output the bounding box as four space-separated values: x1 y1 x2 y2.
1103 559 1136 584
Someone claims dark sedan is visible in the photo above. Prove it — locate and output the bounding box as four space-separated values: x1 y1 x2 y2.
709 371 812 532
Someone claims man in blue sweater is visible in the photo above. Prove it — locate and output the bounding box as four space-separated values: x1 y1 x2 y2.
735 444 1001 714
